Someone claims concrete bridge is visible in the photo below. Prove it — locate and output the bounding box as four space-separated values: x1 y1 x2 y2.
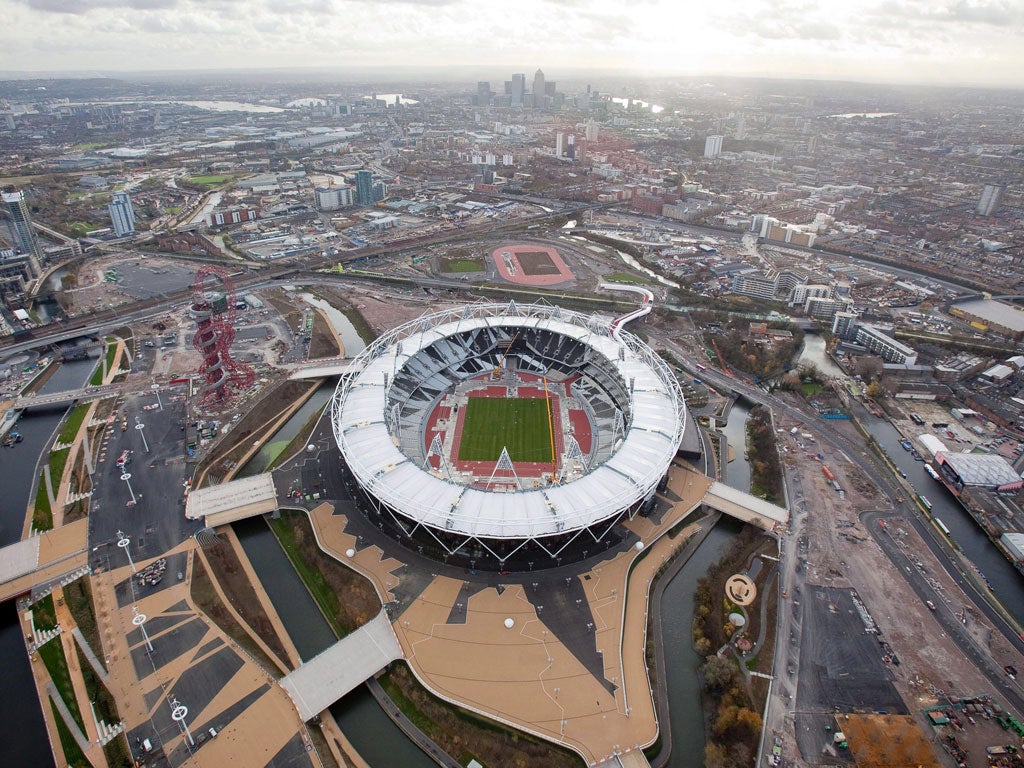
13 383 121 411
702 481 789 530
279 610 403 720
287 355 357 380
0 519 90 603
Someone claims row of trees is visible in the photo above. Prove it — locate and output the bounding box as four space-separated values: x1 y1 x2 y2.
747 405 784 503
692 557 764 767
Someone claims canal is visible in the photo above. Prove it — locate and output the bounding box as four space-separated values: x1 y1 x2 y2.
796 333 845 379
861 409 1024 623
0 356 98 768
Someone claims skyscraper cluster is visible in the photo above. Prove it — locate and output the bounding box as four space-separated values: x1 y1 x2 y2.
476 69 558 109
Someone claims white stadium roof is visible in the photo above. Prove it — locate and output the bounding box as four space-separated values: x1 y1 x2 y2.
331 304 685 541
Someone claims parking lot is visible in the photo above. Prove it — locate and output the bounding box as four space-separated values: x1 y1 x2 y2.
794 586 908 762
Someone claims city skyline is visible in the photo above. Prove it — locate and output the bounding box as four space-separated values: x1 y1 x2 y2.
3 0 1024 88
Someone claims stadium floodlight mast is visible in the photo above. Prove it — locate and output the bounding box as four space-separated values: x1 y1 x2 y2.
116 530 136 573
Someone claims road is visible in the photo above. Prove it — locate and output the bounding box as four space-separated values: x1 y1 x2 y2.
653 334 1024 758
1 202 604 358
863 508 1024 714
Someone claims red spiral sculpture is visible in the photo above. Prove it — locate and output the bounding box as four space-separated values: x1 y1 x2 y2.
190 265 254 407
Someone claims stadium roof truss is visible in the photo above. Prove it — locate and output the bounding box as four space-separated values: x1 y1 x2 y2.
331 301 687 555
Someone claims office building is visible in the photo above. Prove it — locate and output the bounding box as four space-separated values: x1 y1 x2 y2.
511 74 525 107
0 247 41 298
976 184 1004 217
731 273 777 301
476 82 491 106
855 324 918 365
831 311 859 340
107 191 136 237
2 190 42 259
532 70 545 108
585 121 599 143
566 134 575 160
555 132 564 159
316 186 353 211
704 135 723 158
207 207 260 226
354 170 374 206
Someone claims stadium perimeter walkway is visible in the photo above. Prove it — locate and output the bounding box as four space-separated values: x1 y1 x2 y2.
308 466 713 765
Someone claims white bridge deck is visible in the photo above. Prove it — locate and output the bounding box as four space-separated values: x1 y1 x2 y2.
185 473 279 527
703 481 789 529
280 610 404 721
13 383 121 410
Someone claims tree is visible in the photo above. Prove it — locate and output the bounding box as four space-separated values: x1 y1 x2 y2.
854 356 884 381
866 380 884 399
704 741 730 768
702 656 739 692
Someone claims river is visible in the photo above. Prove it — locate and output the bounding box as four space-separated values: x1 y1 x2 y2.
796 334 845 379
0 356 98 768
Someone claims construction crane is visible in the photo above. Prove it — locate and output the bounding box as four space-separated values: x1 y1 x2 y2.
492 332 518 377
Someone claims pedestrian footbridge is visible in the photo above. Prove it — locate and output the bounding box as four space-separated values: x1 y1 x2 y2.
280 610 404 720
702 481 788 529
13 383 121 410
0 519 90 602
185 473 279 527
287 356 359 381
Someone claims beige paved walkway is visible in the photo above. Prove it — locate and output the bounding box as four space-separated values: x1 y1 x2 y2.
90 540 318 767
309 464 713 765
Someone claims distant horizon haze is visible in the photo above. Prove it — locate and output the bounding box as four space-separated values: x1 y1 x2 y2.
1 0 1023 89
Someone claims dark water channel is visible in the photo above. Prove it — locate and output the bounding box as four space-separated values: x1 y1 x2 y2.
0 356 97 768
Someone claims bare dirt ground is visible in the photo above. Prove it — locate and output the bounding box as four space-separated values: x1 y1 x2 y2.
772 408 1015 767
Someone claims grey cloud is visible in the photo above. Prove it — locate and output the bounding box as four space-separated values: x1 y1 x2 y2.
751 20 842 41
870 0 1024 27
16 0 179 12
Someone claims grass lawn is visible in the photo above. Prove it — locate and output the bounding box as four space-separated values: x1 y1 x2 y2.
50 701 89 768
33 472 53 531
801 381 824 397
458 397 553 463
265 513 346 638
440 257 484 273
50 447 71 488
189 174 232 186
38 640 86 732
604 271 651 285
58 403 90 445
33 594 58 630
90 339 118 385
63 579 102 671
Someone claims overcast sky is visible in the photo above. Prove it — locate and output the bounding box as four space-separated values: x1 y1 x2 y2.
3 0 1023 87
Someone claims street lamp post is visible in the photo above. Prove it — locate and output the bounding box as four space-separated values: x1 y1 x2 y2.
116 530 136 573
135 420 149 453
151 383 162 410
121 472 136 504
132 606 153 652
170 698 194 746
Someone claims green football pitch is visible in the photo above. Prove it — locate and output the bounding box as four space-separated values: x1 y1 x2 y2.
457 397 553 463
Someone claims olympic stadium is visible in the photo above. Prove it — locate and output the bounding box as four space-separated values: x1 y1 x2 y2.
330 297 687 570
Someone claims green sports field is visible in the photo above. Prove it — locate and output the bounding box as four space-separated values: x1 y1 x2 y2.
458 397 553 463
